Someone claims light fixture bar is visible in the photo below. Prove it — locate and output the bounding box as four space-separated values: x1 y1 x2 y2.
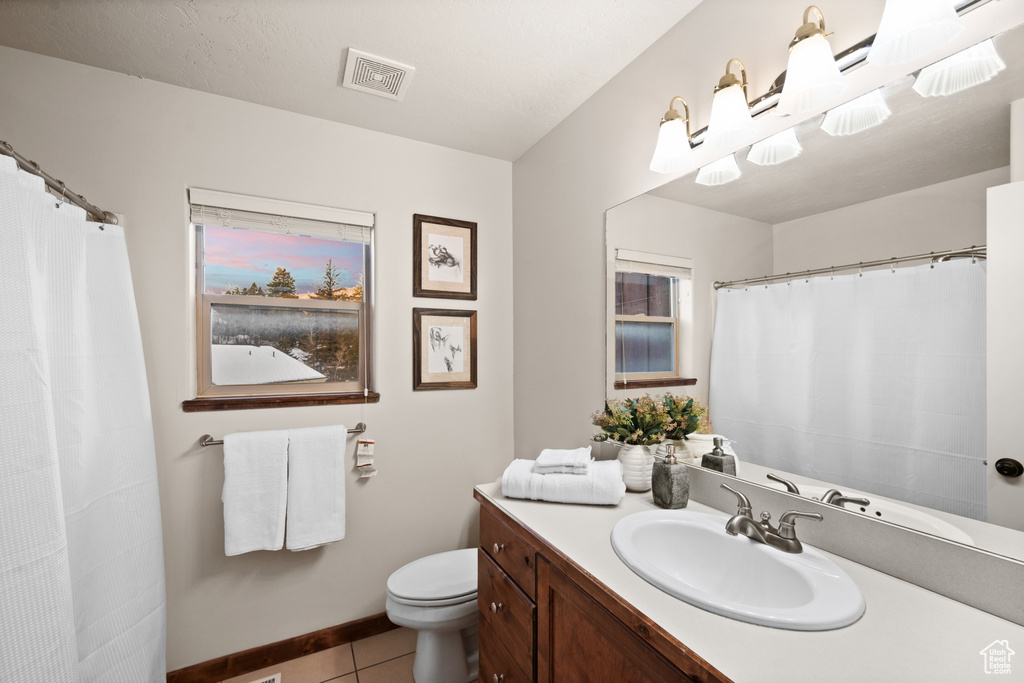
684 0 993 148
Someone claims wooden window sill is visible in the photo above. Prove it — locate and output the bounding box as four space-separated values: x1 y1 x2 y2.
613 377 696 391
182 392 380 412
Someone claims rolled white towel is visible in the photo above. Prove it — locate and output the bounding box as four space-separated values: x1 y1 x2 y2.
501 458 625 506
534 446 593 475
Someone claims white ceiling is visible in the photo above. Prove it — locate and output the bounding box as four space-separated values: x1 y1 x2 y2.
0 0 702 161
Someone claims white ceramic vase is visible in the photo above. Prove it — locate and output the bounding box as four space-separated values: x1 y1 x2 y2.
685 434 719 461
618 444 655 492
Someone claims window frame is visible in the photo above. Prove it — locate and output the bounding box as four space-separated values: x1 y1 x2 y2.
184 190 376 411
610 249 694 391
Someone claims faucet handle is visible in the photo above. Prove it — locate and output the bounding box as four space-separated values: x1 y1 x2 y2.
767 473 800 494
720 483 752 516
832 495 870 509
777 510 823 539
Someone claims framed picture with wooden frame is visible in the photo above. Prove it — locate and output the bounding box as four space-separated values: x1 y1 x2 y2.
413 214 477 300
413 308 477 390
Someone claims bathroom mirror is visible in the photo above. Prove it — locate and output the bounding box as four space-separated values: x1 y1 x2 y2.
606 23 1024 562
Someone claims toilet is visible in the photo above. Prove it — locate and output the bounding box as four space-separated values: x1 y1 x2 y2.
385 548 479 683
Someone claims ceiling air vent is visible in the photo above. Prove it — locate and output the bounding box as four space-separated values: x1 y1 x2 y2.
342 48 415 101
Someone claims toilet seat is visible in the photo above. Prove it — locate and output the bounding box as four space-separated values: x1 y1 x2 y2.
386 548 477 606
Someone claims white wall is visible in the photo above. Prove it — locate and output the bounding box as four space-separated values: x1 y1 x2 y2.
773 167 1007 273
0 46 514 670
604 194 772 406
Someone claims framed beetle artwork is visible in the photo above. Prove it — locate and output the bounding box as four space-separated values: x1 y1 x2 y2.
413 214 477 300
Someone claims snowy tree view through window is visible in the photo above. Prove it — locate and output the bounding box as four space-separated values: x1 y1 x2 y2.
200 225 366 389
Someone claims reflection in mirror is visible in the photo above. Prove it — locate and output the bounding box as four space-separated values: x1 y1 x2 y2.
606 23 1024 562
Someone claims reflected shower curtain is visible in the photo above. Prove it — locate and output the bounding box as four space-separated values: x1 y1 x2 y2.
709 259 986 520
0 156 166 680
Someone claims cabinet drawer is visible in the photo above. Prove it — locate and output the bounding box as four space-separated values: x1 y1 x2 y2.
481 508 536 598
479 549 535 667
480 618 532 683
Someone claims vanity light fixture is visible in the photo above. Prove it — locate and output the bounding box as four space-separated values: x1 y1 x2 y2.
776 6 847 117
695 154 742 186
867 0 964 67
650 96 694 174
820 89 892 136
704 59 755 149
912 38 1006 97
746 127 803 166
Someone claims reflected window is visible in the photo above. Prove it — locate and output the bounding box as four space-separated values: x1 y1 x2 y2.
614 251 692 384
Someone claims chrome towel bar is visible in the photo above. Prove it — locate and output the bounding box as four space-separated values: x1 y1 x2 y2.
199 422 367 447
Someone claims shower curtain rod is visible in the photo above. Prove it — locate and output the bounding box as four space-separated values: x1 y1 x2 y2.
1 140 118 225
713 245 987 290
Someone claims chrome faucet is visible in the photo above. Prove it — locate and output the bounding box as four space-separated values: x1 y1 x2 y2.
721 483 822 554
818 488 871 509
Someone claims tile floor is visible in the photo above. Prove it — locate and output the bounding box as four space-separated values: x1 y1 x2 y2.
219 627 417 683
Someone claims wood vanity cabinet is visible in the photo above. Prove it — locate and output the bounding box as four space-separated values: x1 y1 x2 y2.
476 493 731 683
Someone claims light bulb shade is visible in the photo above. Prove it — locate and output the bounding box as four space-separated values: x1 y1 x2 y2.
747 128 803 166
820 89 892 136
867 0 964 67
705 84 755 149
695 154 742 186
650 118 691 174
913 38 1006 97
776 33 848 117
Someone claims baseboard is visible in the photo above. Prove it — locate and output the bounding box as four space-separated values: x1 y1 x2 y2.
167 612 396 683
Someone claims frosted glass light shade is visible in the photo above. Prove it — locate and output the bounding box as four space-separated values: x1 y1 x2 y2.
704 84 754 149
776 33 848 117
821 89 892 136
650 118 692 174
867 0 964 67
695 154 741 186
913 39 1006 97
747 128 803 166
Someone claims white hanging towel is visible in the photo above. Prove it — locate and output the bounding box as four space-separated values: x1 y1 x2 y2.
222 430 290 556
286 425 347 551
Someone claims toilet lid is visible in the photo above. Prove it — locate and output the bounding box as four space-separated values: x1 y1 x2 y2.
387 548 477 603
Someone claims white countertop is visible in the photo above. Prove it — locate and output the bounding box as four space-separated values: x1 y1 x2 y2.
476 480 1024 683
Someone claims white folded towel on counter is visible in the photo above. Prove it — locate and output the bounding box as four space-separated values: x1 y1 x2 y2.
501 458 626 506
286 425 347 551
534 446 593 474
222 429 289 556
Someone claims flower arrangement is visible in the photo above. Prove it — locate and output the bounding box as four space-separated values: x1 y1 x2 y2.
662 393 707 441
591 395 670 446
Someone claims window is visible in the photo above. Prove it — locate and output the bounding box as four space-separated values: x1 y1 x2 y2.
185 189 375 410
613 249 693 390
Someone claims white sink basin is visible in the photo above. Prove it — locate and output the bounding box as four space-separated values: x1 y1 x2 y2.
610 509 865 630
798 485 974 546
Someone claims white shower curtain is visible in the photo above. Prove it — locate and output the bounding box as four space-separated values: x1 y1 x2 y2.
709 259 987 520
0 156 166 680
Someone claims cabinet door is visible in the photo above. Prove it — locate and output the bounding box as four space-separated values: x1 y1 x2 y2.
536 558 697 683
